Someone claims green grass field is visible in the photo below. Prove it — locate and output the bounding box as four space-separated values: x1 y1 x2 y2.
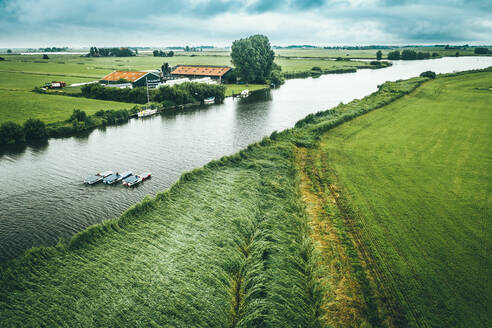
302 71 492 327
0 53 380 125
0 65 489 327
274 47 484 59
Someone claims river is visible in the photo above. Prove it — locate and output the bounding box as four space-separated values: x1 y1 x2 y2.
1 57 491 261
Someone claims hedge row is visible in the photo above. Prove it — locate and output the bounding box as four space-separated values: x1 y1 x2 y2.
0 108 136 145
81 82 226 106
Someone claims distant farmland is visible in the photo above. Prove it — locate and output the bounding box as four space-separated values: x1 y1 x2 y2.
0 52 382 124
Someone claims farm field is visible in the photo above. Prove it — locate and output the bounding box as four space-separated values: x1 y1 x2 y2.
299 70 492 327
0 53 382 125
274 47 483 59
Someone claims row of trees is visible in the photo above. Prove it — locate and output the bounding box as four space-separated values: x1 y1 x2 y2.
474 47 490 54
81 82 226 105
0 119 47 145
0 108 134 145
87 47 136 57
153 50 174 57
387 50 433 60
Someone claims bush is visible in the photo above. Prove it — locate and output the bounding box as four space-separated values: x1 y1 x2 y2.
69 109 87 122
269 69 285 86
401 50 417 60
420 71 436 79
474 47 489 54
0 121 25 145
23 118 47 140
311 66 322 72
42 54 49 60
387 50 400 60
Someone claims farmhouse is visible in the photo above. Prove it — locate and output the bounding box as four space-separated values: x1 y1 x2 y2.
170 65 232 83
100 71 161 88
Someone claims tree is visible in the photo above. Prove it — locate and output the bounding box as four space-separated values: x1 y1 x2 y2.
376 50 382 61
7 49 12 53
401 50 417 60
231 34 275 83
474 47 489 54
0 122 25 145
420 71 436 79
69 109 87 122
387 50 400 60
23 118 46 140
42 54 50 59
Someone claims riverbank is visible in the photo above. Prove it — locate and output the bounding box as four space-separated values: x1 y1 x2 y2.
3 68 491 327
5 68 490 326
0 53 389 126
0 72 425 327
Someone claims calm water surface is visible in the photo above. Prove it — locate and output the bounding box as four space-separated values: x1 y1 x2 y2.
1 57 491 261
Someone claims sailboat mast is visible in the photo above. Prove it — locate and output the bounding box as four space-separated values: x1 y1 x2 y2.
146 77 150 105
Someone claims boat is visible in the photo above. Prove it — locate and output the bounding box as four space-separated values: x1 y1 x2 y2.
137 108 157 117
103 171 132 185
84 171 113 185
203 97 215 104
122 175 142 187
140 172 152 181
123 172 151 187
240 89 250 98
137 77 157 118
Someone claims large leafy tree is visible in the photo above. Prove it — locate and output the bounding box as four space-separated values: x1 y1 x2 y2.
231 34 275 83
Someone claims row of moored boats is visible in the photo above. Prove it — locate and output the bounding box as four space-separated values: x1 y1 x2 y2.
84 171 151 187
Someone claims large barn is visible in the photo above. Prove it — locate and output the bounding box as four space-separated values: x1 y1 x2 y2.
100 71 161 88
170 65 232 83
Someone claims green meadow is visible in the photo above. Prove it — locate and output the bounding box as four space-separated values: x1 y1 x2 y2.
1 59 489 326
299 70 492 327
0 52 384 124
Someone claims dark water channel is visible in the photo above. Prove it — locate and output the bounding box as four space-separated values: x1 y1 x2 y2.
1 57 491 261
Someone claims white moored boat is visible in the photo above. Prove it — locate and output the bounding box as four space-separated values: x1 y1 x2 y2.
240 89 250 98
137 109 157 117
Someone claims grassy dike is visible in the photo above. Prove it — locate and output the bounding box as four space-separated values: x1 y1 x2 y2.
1 68 489 327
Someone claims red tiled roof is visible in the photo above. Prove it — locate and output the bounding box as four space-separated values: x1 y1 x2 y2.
101 71 149 82
171 65 231 77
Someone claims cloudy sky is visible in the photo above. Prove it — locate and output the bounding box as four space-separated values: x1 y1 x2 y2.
1 0 491 48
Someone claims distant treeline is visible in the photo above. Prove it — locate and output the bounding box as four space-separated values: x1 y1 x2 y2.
153 50 174 57
81 82 225 106
474 47 490 54
39 47 68 52
387 50 437 60
86 47 135 57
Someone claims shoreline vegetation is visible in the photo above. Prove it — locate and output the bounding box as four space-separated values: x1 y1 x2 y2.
0 52 392 146
2 67 489 326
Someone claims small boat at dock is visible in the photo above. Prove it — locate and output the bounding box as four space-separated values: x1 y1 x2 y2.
84 171 113 185
137 108 157 117
103 171 132 185
203 97 215 104
123 172 151 187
